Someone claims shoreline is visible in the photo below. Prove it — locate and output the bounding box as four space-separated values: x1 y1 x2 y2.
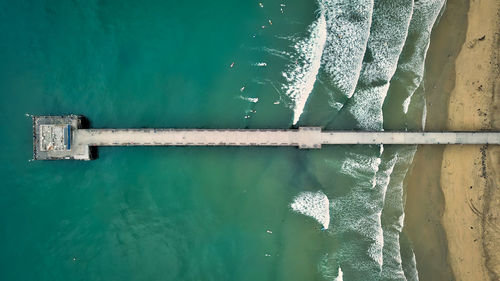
441 0 500 279
404 0 500 280
402 0 469 279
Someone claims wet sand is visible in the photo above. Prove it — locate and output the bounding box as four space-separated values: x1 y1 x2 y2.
404 0 500 280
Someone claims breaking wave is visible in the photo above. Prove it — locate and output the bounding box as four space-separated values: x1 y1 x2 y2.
278 0 447 279
282 10 327 125
320 0 373 99
291 190 330 229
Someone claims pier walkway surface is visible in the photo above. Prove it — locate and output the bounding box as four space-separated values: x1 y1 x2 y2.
32 116 500 160
75 128 500 148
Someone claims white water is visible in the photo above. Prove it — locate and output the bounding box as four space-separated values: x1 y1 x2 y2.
369 153 398 269
334 267 343 281
340 152 381 189
422 99 427 130
393 0 447 118
318 253 343 280
320 0 374 99
291 191 330 229
342 0 414 130
239 96 259 103
403 96 412 114
275 0 447 279
282 10 327 125
380 146 418 280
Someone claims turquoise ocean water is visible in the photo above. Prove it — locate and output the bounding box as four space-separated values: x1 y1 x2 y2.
0 1 446 280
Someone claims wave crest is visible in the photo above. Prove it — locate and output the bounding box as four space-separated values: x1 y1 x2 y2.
291 190 331 229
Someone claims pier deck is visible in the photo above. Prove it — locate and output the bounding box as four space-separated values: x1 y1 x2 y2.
74 127 322 149
32 116 500 160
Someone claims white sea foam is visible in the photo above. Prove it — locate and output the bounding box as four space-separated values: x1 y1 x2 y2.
393 0 446 119
335 153 385 240
239 96 259 103
404 246 420 281
253 62 267 67
334 190 383 245
281 10 327 125
379 146 418 280
378 156 397 201
291 190 330 229
380 185 407 279
340 152 381 188
335 266 343 281
318 253 343 280
370 153 398 268
402 95 412 114
342 0 414 130
349 85 390 130
335 147 401 272
329 101 344 111
422 97 427 130
277 0 443 278
319 0 373 99
324 0 417 271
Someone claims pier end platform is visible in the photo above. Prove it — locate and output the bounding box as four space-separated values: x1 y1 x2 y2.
32 115 91 160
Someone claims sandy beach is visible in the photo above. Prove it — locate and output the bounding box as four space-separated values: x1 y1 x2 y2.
405 0 500 280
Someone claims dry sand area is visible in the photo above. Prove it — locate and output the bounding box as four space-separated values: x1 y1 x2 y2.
404 0 500 280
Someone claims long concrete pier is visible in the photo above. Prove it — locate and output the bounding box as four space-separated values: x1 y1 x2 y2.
76 128 500 147
32 116 500 160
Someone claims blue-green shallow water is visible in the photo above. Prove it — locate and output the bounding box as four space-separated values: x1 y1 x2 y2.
0 0 446 280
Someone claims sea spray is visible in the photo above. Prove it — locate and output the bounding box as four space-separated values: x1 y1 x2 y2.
282 10 327 125
291 190 330 229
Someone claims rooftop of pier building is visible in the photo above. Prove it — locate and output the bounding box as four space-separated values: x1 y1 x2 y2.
32 115 91 160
